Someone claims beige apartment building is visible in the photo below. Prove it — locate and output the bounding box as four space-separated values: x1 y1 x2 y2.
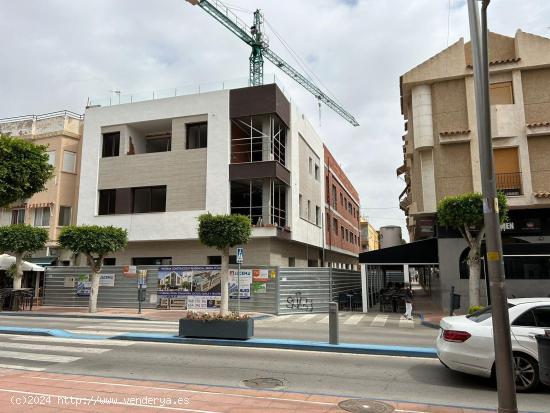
385 30 550 310
0 111 84 266
359 218 379 252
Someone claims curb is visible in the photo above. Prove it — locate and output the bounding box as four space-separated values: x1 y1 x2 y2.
0 312 269 322
0 326 438 358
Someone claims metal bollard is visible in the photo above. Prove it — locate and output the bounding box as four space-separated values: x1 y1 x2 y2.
329 301 339 345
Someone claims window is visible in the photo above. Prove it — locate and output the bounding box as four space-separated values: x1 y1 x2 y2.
513 310 536 327
207 256 222 265
98 189 117 215
58 206 72 226
341 226 344 239
47 151 56 166
62 151 76 173
299 194 303 218
132 186 166 213
467 304 515 323
503 256 550 279
103 258 116 266
308 259 318 268
533 307 550 328
489 81 513 105
331 185 337 208
102 132 120 158
308 157 312 174
307 200 311 221
326 213 330 231
132 257 172 266
340 193 343 206
11 209 25 225
333 218 338 235
146 136 171 153
34 207 50 227
315 206 320 226
314 164 320 181
186 122 207 149
345 229 349 242
288 257 296 267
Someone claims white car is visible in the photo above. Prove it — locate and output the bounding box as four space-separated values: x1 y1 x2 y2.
437 298 550 392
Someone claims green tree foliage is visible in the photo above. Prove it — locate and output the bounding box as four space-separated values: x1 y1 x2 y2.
0 225 49 288
0 134 54 208
437 192 508 307
198 214 252 315
59 225 128 313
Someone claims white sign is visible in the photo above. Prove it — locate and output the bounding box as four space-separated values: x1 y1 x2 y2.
228 269 252 298
236 247 244 264
100 274 115 287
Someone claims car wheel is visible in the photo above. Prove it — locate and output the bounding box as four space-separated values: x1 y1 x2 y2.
513 353 539 393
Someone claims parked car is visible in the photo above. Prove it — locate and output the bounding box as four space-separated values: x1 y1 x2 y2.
436 298 550 392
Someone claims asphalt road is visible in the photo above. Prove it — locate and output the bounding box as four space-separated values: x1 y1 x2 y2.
0 333 547 412
0 313 440 347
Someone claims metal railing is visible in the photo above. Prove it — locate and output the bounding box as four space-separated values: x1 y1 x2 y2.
496 172 522 196
0 110 83 123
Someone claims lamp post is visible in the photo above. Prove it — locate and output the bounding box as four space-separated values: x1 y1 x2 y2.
466 1 518 412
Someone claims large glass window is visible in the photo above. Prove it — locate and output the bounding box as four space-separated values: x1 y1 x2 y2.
132 186 166 213
230 179 286 227
102 132 120 158
11 209 25 225
504 256 550 279
132 257 172 266
58 206 72 226
34 207 50 227
186 123 207 149
146 136 171 153
98 190 117 215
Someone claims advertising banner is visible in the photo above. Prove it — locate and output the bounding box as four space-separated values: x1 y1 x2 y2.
228 269 252 299
252 282 267 294
252 269 270 282
75 273 115 296
157 266 221 310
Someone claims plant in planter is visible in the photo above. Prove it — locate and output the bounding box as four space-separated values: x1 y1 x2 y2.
179 311 254 340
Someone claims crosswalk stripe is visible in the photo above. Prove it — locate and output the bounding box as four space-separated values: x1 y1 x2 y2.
78 325 177 332
292 314 317 323
0 342 110 354
0 363 45 372
262 315 292 323
111 320 178 325
343 315 364 325
0 350 80 363
317 316 329 324
371 314 388 327
399 318 415 328
4 335 134 346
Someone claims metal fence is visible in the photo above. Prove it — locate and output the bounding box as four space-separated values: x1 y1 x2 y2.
228 265 279 314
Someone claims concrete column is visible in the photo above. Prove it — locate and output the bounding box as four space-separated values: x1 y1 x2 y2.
412 85 434 150
261 116 273 161
403 264 410 284
361 264 368 313
420 149 437 212
262 180 272 225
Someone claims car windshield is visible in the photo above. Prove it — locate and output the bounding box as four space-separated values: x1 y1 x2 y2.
466 304 516 323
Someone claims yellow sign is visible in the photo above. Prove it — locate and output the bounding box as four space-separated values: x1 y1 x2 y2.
487 251 501 261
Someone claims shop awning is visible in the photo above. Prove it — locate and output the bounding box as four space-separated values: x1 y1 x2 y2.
26 257 57 266
359 238 439 265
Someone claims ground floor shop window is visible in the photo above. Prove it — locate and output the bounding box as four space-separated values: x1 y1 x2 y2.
504 256 550 279
132 257 172 266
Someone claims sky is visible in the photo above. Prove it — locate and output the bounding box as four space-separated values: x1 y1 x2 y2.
1 0 549 240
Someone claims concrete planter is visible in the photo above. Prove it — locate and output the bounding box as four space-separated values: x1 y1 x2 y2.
178 318 254 340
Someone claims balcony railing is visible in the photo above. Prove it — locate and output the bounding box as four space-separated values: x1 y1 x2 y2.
496 172 522 196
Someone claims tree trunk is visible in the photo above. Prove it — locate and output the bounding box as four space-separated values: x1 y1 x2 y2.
89 271 100 313
220 246 229 316
12 253 23 289
468 250 481 308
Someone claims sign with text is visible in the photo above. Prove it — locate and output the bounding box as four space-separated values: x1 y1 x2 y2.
228 269 252 299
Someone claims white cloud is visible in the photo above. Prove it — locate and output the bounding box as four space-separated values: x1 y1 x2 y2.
1 0 548 241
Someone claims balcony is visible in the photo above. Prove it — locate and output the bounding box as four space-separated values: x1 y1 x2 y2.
496 172 522 196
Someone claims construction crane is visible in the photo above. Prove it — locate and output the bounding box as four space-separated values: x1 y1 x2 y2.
186 0 359 127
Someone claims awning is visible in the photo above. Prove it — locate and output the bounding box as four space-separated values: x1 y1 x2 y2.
26 257 58 266
360 238 439 265
0 254 45 272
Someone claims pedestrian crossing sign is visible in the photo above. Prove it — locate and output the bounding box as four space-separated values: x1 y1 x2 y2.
236 247 244 264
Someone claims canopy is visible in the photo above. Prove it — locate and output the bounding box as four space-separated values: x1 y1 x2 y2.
359 238 439 265
26 257 57 267
0 254 45 272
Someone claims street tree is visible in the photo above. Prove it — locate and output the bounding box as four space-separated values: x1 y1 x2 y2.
59 225 128 313
437 192 508 307
0 134 54 208
197 213 252 315
0 225 49 289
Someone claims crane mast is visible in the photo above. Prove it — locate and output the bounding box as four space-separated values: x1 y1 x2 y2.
186 0 359 126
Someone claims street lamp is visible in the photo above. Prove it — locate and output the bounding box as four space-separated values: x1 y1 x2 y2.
466 1 518 412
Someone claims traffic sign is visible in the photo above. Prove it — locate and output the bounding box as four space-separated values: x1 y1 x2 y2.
236 247 244 264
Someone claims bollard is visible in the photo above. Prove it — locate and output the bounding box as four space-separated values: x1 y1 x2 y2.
329 301 339 345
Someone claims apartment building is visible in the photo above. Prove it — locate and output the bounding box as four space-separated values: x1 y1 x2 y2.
393 30 550 308
78 83 360 268
360 218 379 252
0 111 84 266
324 146 361 269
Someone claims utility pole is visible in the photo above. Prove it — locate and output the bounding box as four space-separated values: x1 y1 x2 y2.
466 1 518 412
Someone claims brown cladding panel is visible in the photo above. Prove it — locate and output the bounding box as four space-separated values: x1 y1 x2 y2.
230 84 291 127
229 161 290 186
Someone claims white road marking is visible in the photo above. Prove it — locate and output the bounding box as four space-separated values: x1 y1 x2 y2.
0 363 45 372
343 315 364 325
0 342 110 354
4 335 134 346
111 319 178 325
317 316 329 324
371 314 388 327
399 317 415 328
261 315 292 323
0 350 79 363
78 325 177 332
292 314 317 323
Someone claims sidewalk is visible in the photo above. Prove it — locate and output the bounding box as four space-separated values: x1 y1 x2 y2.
411 283 446 329
0 368 503 413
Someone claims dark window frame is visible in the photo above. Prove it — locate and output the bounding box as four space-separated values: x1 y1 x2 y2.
102 132 120 158
132 186 167 214
186 122 208 149
98 189 117 215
